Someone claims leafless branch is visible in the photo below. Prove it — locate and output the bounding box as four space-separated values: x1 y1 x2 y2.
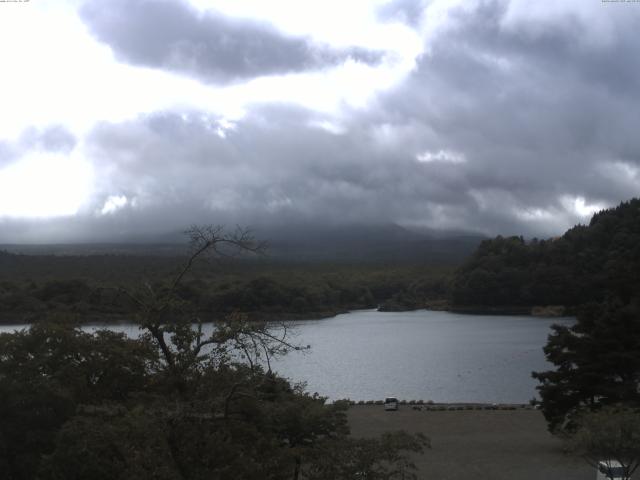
113 224 301 379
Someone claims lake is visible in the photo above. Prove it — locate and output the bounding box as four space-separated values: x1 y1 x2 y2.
272 309 572 403
0 309 572 403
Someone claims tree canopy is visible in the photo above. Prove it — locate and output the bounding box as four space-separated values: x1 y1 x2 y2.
451 198 640 309
0 226 427 479
532 300 640 432
568 406 640 480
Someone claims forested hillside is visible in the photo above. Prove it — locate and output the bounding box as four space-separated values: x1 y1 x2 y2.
451 198 640 310
0 252 452 324
0 223 479 323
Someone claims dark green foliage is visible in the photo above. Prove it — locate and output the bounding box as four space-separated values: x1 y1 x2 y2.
568 406 640 479
0 226 427 479
532 301 640 432
0 322 425 479
0 323 155 480
303 431 429 480
39 369 337 480
0 316 430 480
0 260 453 323
34 279 92 304
452 198 640 308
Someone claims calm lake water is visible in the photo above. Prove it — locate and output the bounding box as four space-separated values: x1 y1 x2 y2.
0 309 572 403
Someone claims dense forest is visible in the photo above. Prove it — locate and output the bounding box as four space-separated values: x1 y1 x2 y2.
3 199 640 323
451 198 640 312
0 252 453 324
0 222 480 324
524 201 640 442
0 228 427 479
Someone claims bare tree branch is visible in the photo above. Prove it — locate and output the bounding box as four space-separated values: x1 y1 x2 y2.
115 224 296 382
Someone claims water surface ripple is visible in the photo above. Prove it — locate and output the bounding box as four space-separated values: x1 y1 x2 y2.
271 309 572 403
0 309 572 403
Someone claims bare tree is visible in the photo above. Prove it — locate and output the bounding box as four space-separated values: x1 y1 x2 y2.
118 225 301 384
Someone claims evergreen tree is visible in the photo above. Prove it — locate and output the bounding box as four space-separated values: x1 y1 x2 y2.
533 300 640 432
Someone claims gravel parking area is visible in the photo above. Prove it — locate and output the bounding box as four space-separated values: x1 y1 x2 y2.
347 405 592 480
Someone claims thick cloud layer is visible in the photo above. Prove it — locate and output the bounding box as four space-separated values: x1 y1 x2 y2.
2 0 640 243
386 0 640 227
80 0 383 84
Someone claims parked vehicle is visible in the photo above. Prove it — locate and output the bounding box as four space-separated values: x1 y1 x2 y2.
384 397 398 411
597 460 630 480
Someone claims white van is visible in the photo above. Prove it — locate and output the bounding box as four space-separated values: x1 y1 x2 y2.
597 460 630 480
384 397 398 411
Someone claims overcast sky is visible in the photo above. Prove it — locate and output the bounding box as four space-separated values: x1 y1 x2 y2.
1 0 639 242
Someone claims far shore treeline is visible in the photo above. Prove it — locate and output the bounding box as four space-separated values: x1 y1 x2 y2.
451 198 640 314
0 198 639 324
0 257 452 325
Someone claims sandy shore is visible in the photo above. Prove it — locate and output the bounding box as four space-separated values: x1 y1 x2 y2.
348 405 592 480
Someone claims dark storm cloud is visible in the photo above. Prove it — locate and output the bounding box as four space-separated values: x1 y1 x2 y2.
79 0 383 84
81 102 570 242
4 0 640 242
367 0 640 234
49 102 494 244
83 107 434 226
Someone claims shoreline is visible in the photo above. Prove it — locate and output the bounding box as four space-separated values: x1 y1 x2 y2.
0 304 573 327
0 308 349 326
448 304 570 317
340 400 535 410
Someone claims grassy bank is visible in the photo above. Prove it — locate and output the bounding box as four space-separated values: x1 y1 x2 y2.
348 405 590 480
